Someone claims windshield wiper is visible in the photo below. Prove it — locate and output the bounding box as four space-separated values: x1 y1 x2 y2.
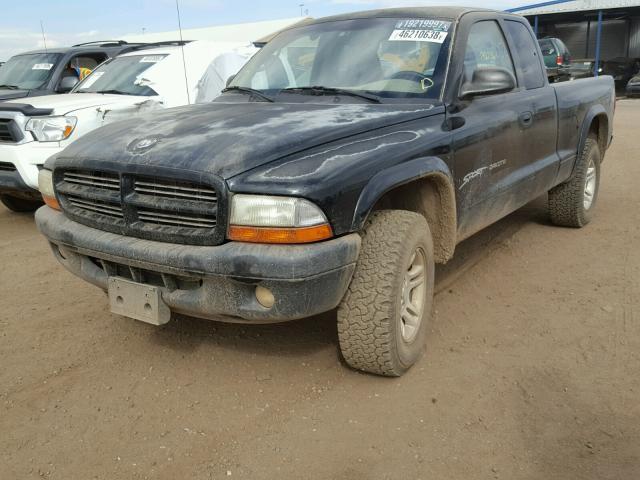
222 86 274 103
95 89 130 96
0 84 20 90
280 86 382 103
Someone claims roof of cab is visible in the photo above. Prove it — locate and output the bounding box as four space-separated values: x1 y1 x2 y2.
119 45 182 57
14 42 144 57
306 6 495 24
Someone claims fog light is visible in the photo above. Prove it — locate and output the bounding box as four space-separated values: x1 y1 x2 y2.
255 286 275 308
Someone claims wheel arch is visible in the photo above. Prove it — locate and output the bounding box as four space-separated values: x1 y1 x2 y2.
351 157 457 264
578 105 610 162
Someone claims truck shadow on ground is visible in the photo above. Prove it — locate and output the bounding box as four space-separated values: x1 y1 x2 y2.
149 196 551 357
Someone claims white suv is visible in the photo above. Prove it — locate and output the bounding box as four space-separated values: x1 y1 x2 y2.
0 41 255 211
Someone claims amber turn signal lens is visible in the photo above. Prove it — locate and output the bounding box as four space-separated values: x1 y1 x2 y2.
43 195 61 211
228 224 333 244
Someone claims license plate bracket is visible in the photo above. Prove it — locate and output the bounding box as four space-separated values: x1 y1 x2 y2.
108 277 171 326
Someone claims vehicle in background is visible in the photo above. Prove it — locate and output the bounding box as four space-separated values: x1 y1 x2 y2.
567 57 640 90
538 37 571 82
0 41 146 102
36 7 614 377
601 57 640 89
566 58 598 80
627 75 640 97
0 41 256 212
0 62 4 68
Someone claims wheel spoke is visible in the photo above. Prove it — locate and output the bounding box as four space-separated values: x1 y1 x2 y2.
399 247 429 343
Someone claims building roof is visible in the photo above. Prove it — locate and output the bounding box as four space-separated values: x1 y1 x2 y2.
511 0 640 15
122 17 308 45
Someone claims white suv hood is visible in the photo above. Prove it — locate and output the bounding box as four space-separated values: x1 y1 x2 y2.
4 93 158 116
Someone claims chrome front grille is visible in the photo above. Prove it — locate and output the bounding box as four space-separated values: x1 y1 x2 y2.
55 169 225 246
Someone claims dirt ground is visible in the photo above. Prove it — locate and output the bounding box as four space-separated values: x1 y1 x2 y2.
1 101 639 480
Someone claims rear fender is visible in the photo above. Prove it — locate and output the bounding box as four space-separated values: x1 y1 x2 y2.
575 105 610 170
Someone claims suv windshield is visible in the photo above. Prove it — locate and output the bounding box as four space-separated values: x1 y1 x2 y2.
230 17 453 101
0 53 62 90
74 54 168 96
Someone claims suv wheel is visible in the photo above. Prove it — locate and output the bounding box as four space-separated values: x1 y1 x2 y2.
0 194 43 213
548 136 601 227
337 210 434 376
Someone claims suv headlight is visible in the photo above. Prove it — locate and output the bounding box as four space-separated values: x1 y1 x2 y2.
228 194 332 244
26 116 77 142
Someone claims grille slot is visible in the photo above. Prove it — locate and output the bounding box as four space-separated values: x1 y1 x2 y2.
67 196 123 219
0 119 16 143
64 171 120 191
134 178 217 202
138 208 217 228
0 162 16 172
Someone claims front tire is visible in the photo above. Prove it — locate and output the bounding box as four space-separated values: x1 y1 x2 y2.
548 136 601 227
337 210 435 376
0 194 43 213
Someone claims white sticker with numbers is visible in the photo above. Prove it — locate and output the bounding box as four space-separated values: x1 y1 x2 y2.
32 63 54 70
389 29 448 43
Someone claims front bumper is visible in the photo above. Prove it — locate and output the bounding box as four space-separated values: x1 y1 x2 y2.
36 207 361 323
0 141 62 192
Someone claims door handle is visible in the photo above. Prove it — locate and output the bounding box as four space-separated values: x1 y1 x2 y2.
519 111 533 128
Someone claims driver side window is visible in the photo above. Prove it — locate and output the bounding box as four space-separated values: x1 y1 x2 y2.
464 21 516 82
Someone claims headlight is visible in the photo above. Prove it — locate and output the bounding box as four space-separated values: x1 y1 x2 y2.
26 116 77 142
228 194 332 244
38 169 60 210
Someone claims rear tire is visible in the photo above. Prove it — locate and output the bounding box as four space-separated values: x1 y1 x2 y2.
0 194 43 213
337 210 434 377
548 136 601 227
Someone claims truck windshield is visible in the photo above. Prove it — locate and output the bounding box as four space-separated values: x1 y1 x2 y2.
74 54 168 96
230 17 453 101
0 53 62 90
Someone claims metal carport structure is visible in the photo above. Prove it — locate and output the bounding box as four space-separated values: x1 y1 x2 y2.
508 0 640 77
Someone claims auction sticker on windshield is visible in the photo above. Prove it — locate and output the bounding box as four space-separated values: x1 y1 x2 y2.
389 19 451 43
140 56 165 63
32 63 54 70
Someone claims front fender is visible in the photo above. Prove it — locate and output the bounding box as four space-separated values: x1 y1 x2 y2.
351 156 454 231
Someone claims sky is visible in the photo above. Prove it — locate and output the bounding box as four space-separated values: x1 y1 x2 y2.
0 0 525 60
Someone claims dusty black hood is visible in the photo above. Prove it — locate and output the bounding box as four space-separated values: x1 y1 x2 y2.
0 89 30 101
54 100 443 179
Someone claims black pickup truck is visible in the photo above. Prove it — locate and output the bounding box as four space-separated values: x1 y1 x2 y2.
35 7 615 376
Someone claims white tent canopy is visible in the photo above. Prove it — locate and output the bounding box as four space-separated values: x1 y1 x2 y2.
133 41 258 106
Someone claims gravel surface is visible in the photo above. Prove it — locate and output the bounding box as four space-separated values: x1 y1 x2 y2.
1 100 638 480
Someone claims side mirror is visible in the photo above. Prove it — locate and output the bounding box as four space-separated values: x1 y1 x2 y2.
460 67 516 99
226 74 236 87
57 76 79 93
